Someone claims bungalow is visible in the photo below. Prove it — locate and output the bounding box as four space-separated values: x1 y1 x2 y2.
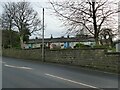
24 35 95 49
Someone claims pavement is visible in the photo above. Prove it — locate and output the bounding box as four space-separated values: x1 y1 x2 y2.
2 57 119 89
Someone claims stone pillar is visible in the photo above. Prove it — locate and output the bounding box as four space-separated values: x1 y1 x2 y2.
116 42 120 52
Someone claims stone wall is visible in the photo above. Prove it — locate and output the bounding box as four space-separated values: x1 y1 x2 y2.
2 48 120 73
2 49 42 60
45 49 119 73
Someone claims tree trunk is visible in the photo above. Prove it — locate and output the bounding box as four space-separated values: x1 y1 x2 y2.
92 2 99 45
20 35 24 49
109 37 113 48
9 19 12 48
95 36 99 45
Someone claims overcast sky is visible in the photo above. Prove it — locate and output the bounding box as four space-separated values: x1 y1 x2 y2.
0 0 120 39
0 0 67 39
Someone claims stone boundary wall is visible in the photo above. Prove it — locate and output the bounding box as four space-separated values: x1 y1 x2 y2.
2 48 120 73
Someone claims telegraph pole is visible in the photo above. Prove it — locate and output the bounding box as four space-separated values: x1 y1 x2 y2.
42 8 45 62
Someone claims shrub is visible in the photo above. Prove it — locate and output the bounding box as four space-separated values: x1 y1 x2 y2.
75 43 91 48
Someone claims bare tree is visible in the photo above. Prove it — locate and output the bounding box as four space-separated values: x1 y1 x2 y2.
50 0 118 45
1 2 42 49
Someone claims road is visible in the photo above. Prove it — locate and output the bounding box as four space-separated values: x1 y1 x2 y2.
2 57 119 89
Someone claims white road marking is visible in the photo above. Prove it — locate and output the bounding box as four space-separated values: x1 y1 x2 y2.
45 73 98 88
20 66 33 70
4 64 33 70
0 61 6 64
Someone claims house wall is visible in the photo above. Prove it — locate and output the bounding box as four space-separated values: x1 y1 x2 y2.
50 42 63 49
49 42 78 49
24 43 32 49
24 41 95 49
69 42 78 48
32 43 41 48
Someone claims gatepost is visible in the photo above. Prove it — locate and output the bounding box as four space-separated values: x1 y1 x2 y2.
116 40 120 52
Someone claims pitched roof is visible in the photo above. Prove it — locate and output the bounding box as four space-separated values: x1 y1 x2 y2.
27 36 95 44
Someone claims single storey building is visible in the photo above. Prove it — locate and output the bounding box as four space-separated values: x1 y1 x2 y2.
24 35 95 49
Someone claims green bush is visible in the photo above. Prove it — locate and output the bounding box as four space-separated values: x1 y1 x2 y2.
75 43 91 48
93 45 116 52
93 45 108 48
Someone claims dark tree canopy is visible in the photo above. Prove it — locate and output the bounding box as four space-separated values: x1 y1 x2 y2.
2 30 20 48
1 2 42 49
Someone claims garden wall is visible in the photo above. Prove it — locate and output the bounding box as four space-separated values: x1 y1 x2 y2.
2 48 120 73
